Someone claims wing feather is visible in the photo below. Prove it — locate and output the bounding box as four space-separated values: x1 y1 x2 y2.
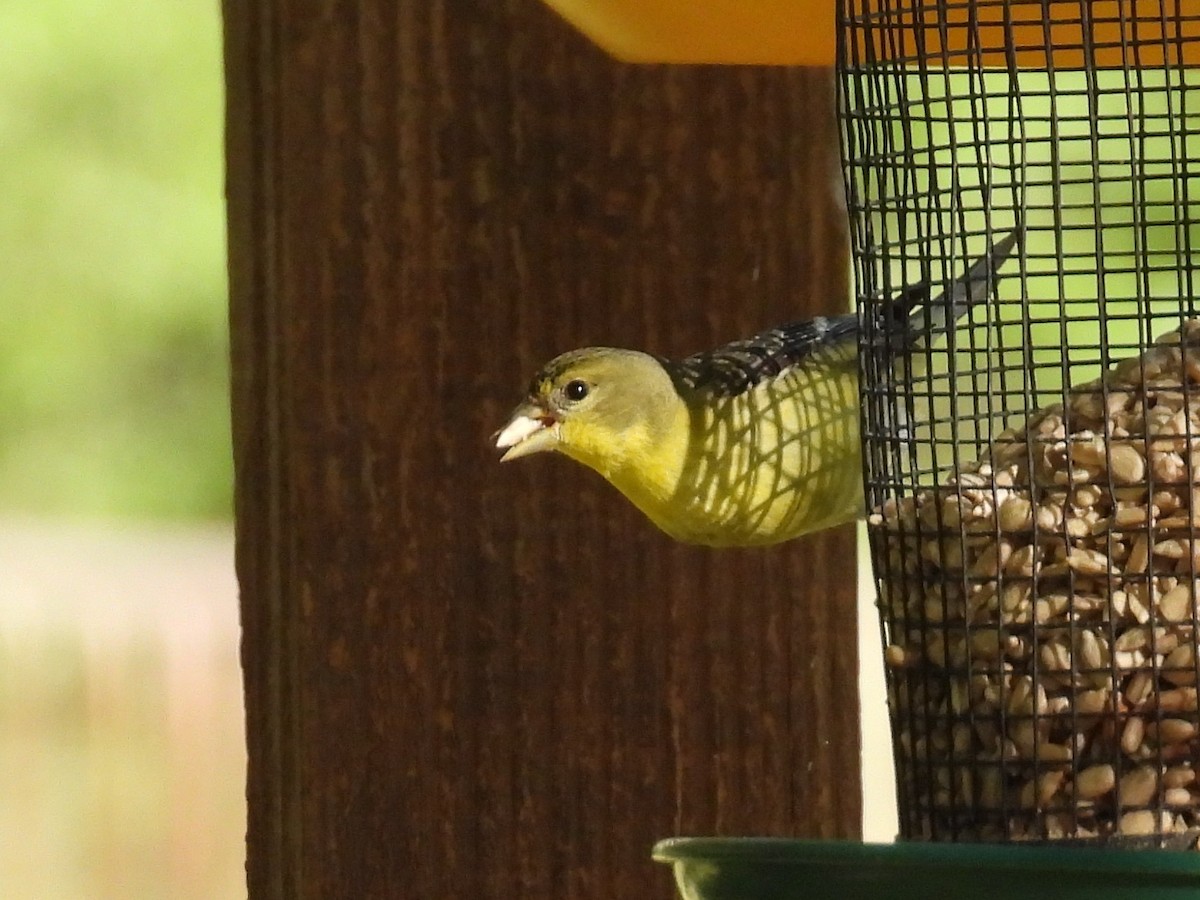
665 228 1021 398
667 314 858 396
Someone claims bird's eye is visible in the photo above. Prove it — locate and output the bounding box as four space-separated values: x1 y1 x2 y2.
564 379 589 402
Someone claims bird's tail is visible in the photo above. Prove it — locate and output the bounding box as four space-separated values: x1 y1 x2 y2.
866 228 1023 476
877 227 1022 353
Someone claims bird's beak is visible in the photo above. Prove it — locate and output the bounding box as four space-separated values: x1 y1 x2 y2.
493 402 558 462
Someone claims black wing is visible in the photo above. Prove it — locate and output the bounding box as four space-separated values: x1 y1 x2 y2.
668 315 859 397
668 228 1022 398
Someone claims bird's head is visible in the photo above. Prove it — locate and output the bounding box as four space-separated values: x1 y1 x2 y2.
493 348 678 472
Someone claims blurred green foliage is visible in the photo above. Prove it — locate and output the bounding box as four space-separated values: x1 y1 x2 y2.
0 0 228 520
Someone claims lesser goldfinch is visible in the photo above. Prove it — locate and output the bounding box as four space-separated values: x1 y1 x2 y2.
495 231 1019 546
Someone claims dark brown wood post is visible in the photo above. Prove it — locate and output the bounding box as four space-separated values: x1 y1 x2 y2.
225 1 859 897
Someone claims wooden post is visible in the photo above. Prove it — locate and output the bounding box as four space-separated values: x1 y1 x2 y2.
225 1 859 897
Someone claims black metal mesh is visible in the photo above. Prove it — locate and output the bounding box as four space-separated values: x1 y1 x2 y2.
839 0 1200 847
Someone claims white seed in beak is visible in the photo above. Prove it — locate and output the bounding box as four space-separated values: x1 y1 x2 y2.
494 410 558 462
495 415 545 450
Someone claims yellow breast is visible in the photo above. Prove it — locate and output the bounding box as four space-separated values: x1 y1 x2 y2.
608 345 863 546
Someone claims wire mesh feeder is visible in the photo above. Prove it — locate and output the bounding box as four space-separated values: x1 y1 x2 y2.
838 1 1200 848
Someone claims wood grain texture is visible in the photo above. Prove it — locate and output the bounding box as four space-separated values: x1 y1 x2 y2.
225 1 859 897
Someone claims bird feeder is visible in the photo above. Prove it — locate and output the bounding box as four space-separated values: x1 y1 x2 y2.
538 0 1198 66
845 0 1200 848
536 0 838 65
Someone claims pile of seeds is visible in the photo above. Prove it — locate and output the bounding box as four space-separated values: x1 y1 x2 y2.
871 318 1200 846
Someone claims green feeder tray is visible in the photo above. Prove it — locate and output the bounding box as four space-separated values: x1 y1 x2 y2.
653 838 1200 900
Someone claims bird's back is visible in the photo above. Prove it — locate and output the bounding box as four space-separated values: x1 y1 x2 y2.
656 320 863 545
668 315 859 397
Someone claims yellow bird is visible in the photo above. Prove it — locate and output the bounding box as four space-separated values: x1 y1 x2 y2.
495 232 1019 546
